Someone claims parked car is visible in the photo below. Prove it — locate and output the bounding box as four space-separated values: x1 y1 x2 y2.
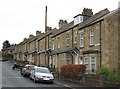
30 66 54 83
21 64 35 77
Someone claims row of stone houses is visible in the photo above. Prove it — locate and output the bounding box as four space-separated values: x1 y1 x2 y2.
14 8 120 74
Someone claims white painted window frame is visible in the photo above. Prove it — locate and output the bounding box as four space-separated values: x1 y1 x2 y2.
90 30 94 46
49 39 51 49
66 32 70 46
84 57 89 74
52 38 55 50
80 32 84 47
58 37 60 48
74 30 77 44
90 57 96 74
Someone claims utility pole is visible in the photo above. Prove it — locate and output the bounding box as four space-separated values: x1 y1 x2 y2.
45 6 47 67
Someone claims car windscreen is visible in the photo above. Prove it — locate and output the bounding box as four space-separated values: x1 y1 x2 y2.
36 68 50 73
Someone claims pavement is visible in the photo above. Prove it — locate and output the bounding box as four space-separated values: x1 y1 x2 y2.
54 77 91 89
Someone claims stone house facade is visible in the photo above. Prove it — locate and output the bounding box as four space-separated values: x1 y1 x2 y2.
14 8 120 74
37 27 52 67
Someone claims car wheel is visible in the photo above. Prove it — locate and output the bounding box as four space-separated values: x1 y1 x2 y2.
34 76 37 83
50 81 54 84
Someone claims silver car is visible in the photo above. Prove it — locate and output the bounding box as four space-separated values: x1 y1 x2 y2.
30 66 54 83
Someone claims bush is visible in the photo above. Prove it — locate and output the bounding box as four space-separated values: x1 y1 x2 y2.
49 67 59 77
107 71 114 82
60 64 86 79
114 70 120 83
98 67 120 83
98 66 110 79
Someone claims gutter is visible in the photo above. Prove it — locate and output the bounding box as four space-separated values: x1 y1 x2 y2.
100 21 102 67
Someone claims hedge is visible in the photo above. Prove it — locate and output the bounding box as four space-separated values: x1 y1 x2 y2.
60 64 86 79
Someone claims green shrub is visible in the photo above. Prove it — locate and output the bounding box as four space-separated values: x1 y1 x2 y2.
60 64 86 79
98 66 110 79
49 67 59 77
107 71 113 82
112 70 120 83
99 67 120 83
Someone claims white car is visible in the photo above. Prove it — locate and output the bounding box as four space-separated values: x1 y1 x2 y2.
30 66 54 83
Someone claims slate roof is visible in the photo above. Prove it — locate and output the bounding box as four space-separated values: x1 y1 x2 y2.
78 8 118 29
51 8 110 37
37 30 52 41
52 21 74 37
21 39 28 45
27 36 37 43
88 9 117 26
77 8 110 30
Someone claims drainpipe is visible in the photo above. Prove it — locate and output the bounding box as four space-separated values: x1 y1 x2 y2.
38 41 40 66
72 29 74 64
48 36 49 68
100 21 102 67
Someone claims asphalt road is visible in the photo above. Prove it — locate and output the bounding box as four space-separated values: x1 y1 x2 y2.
1 61 66 88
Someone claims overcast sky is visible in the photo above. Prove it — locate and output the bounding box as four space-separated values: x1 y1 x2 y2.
0 0 119 50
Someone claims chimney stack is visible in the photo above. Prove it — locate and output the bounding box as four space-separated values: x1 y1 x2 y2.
29 34 34 38
46 26 52 33
53 28 57 31
59 19 68 28
82 8 93 21
36 31 41 36
23 38 27 41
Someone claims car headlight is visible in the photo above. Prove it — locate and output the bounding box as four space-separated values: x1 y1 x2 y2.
50 75 54 79
35 74 41 78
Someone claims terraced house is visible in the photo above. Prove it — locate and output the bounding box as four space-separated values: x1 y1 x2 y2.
37 27 53 67
16 42 23 61
14 8 120 74
27 31 44 64
21 38 28 62
50 20 74 70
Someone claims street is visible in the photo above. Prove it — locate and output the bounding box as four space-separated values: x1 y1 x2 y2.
1 61 65 88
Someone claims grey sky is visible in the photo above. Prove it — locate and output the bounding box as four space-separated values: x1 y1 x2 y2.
0 0 119 50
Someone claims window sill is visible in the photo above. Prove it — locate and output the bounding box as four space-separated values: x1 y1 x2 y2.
80 46 84 48
67 44 70 47
90 45 94 47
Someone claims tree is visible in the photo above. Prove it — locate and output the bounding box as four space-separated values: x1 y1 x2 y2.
2 40 10 49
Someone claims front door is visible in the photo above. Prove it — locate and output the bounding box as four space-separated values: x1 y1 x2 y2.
74 54 78 64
